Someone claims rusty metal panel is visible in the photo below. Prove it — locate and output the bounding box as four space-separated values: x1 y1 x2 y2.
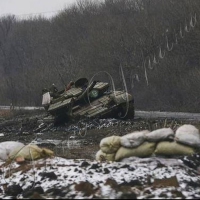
93 82 109 90
75 104 101 116
74 103 109 118
97 96 110 105
87 107 108 117
65 88 83 97
48 98 72 112
73 96 111 116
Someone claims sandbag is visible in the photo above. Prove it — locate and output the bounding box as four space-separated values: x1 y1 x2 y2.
0 141 25 161
175 124 200 148
95 150 115 162
115 142 156 161
100 136 121 154
9 144 54 161
145 128 174 142
154 141 195 156
120 130 149 148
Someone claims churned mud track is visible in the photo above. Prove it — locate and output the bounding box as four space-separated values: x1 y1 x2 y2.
1 109 200 160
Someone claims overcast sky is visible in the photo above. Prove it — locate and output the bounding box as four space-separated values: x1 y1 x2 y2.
0 0 78 19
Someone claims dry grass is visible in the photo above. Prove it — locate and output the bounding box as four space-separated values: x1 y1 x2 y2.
0 108 45 120
0 109 14 119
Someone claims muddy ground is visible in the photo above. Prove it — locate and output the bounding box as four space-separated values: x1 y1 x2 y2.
2 110 200 199
1 109 200 160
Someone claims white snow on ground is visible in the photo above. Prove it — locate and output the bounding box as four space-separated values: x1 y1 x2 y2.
0 156 200 199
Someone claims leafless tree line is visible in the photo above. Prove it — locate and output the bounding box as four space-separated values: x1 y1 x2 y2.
0 0 200 112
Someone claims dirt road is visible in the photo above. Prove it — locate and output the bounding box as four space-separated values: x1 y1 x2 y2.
135 110 200 120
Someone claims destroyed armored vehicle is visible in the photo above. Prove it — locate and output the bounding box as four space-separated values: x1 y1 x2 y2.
42 78 134 123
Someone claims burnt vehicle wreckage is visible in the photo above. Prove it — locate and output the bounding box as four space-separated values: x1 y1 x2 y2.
42 78 135 124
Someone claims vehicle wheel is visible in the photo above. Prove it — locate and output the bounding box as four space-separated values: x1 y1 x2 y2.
117 101 135 119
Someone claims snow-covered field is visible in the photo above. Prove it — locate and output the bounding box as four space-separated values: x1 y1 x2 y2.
1 155 200 199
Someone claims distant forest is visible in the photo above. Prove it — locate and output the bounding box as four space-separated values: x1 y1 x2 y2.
0 0 200 112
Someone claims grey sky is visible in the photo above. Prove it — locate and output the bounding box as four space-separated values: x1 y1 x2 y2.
0 0 77 19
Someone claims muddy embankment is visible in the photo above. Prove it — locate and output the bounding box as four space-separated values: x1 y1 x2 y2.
0 108 200 160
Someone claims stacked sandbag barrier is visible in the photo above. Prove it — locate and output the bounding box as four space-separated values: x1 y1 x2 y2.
115 142 156 161
96 136 121 162
115 130 156 161
0 141 54 163
96 124 200 162
8 144 54 162
0 141 25 161
175 124 200 147
154 125 199 156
